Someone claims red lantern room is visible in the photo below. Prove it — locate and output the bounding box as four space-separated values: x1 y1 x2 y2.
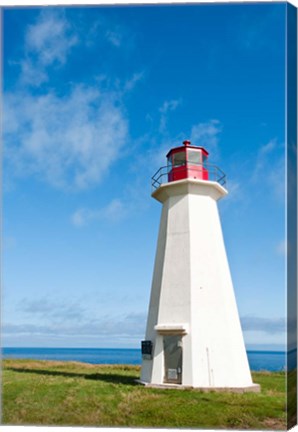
167 140 209 182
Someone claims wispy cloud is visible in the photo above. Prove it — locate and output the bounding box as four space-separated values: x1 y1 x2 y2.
219 179 243 211
105 30 122 47
190 119 222 158
72 199 127 227
4 86 128 190
267 158 285 202
19 297 86 322
251 139 277 182
159 99 181 133
3 312 146 339
224 138 285 212
238 6 282 52
4 313 287 344
104 18 135 50
4 10 136 192
240 316 286 334
225 179 241 199
21 10 78 86
123 71 144 92
250 139 285 202
159 99 180 114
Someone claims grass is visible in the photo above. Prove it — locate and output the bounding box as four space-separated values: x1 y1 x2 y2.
2 359 286 429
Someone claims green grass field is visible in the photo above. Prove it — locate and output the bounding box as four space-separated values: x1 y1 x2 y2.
2 359 286 429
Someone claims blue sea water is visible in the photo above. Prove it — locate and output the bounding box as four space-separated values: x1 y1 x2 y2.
2 347 288 371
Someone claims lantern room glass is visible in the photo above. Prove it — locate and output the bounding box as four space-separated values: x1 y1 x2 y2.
187 149 202 165
172 151 186 167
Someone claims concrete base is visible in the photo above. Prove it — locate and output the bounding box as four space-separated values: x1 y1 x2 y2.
136 379 261 393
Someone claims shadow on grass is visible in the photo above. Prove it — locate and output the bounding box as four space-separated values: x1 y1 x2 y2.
6 367 138 386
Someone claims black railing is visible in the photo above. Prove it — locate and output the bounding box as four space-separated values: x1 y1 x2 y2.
152 162 226 191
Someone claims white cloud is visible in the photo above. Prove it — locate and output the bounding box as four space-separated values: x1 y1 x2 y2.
226 179 240 197
3 311 146 339
4 85 129 190
4 85 128 189
158 99 181 133
123 72 144 92
4 10 138 192
26 11 77 64
20 60 49 87
21 10 78 86
220 179 242 207
72 199 126 227
19 297 86 322
190 119 222 158
267 158 285 202
251 139 285 202
159 99 180 114
105 30 122 47
240 316 286 334
251 139 277 182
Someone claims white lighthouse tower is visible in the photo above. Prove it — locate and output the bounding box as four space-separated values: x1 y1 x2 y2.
140 140 260 392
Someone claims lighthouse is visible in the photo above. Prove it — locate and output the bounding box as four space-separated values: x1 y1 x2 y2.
140 140 260 392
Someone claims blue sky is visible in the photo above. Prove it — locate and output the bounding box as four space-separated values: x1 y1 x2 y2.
3 3 287 349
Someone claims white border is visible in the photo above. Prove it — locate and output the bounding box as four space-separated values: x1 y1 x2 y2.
1 1 297 432
0 0 297 7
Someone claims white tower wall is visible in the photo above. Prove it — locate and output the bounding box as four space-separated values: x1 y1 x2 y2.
140 179 259 391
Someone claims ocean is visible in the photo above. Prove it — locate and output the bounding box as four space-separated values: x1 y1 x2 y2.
2 347 287 371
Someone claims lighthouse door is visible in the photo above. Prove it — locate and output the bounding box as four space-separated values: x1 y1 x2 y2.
163 335 183 384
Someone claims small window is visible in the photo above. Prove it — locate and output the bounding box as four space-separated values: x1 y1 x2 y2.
172 151 186 166
167 156 173 169
141 340 153 360
188 149 202 165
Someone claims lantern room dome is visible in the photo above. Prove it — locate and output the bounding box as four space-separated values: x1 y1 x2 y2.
166 140 209 159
